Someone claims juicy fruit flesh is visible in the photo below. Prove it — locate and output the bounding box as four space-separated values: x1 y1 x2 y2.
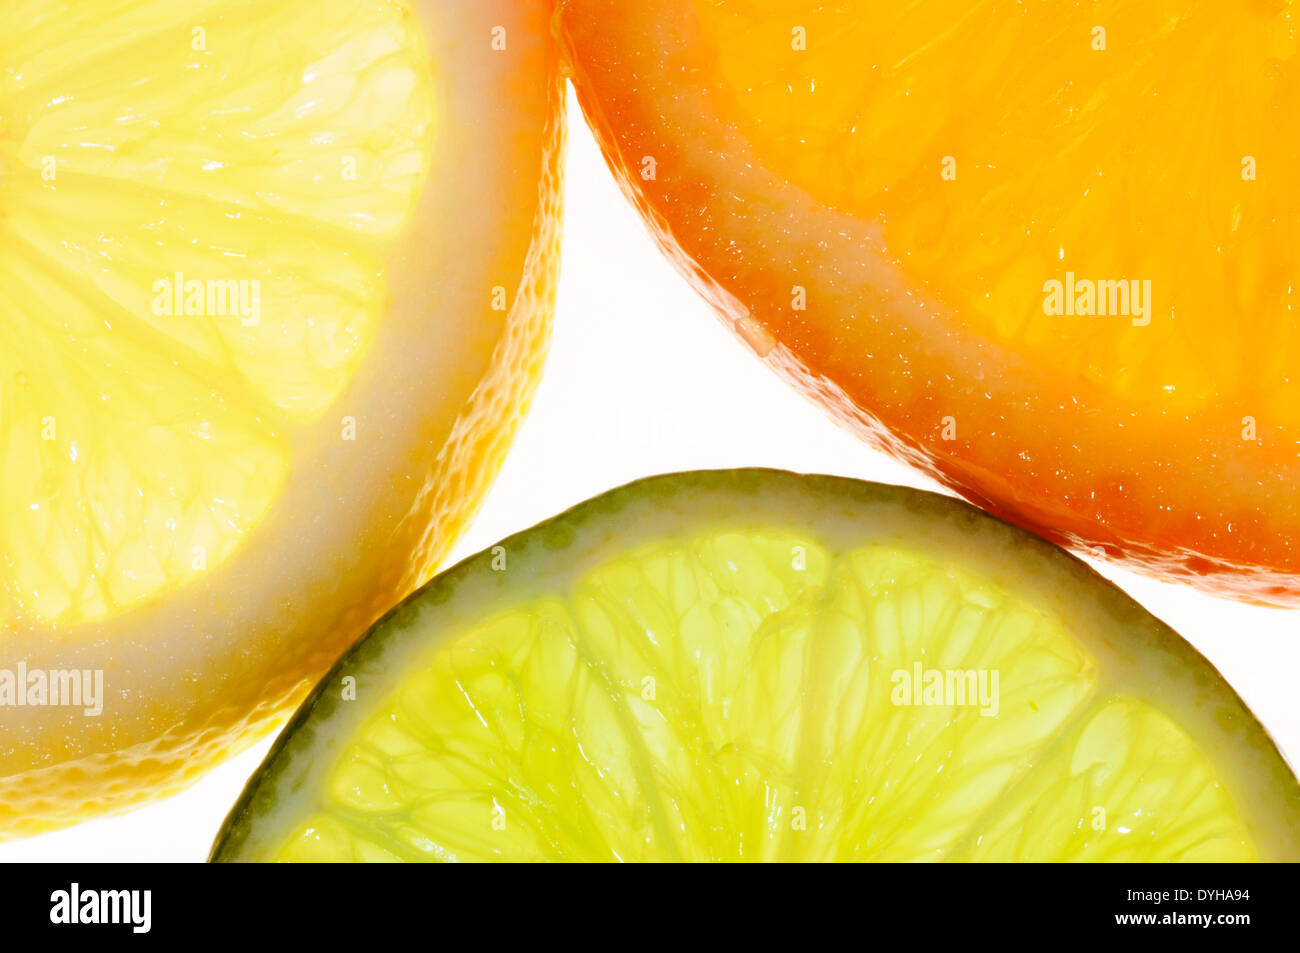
267 530 1255 862
0 0 562 838
558 0 1300 600
1 0 434 625
697 0 1300 411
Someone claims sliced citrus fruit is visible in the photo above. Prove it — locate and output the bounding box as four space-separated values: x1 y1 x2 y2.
211 471 1300 862
0 0 563 836
555 0 1300 603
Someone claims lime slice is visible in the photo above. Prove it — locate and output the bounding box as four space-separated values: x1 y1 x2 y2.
211 471 1300 862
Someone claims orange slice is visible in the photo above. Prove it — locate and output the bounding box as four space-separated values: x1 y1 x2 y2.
557 0 1300 603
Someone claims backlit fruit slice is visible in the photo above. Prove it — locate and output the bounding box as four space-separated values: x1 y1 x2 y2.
556 0 1300 604
0 0 563 836
211 471 1300 862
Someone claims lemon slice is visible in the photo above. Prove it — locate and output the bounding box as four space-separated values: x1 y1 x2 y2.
0 0 563 836
212 471 1300 862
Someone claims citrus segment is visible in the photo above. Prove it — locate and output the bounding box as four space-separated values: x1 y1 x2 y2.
212 472 1299 862
0 254 284 624
3 0 435 627
0 0 563 836
556 0 1300 602
951 699 1256 862
8 175 387 418
693 0 1299 408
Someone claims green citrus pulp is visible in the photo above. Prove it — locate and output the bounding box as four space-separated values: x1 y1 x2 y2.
212 471 1300 862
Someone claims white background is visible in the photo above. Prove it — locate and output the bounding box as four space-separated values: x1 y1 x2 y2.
4 89 1298 862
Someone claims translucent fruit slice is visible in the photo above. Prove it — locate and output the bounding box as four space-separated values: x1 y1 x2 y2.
211 471 1300 862
556 0 1300 603
0 0 563 836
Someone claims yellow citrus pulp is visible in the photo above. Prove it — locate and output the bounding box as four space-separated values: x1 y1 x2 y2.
0 0 564 836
